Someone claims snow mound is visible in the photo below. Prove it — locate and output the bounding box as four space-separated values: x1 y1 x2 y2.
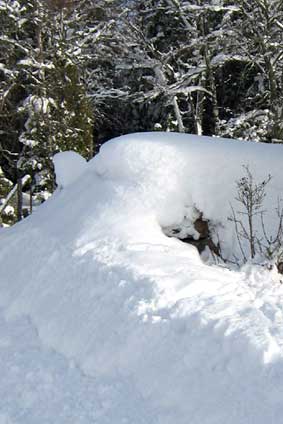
1 132 283 424
53 151 87 188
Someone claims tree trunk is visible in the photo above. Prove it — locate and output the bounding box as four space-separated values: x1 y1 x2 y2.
172 96 185 133
29 178 33 215
17 177 23 221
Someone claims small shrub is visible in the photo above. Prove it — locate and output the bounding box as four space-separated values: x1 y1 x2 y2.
229 165 283 272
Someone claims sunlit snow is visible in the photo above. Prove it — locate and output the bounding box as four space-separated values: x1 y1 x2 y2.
1 132 283 424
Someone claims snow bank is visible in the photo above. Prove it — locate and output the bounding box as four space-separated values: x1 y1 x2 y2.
1 132 283 424
93 132 283 260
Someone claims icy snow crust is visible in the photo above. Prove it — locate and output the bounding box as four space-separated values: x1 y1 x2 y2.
1 132 283 423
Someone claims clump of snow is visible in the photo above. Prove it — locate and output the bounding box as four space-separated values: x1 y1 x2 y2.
1 205 14 217
53 151 87 188
1 132 283 424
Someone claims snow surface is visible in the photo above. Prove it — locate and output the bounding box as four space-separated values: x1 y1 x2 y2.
53 151 87 188
1 132 283 423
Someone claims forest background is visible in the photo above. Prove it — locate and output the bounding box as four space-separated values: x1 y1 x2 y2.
1 0 283 225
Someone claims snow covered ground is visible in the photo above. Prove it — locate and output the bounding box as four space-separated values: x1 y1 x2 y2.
1 132 283 423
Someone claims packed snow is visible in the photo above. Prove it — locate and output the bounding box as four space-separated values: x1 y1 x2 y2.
1 132 283 424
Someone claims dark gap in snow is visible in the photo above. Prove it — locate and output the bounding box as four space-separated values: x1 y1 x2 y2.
162 213 220 257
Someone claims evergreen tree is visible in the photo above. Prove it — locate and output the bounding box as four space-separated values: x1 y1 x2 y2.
0 0 94 222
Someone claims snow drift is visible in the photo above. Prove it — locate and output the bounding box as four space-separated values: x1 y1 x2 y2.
1 132 283 424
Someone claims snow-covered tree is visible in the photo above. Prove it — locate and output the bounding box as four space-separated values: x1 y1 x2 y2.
88 0 242 136
217 0 283 142
0 0 95 221
17 0 94 191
